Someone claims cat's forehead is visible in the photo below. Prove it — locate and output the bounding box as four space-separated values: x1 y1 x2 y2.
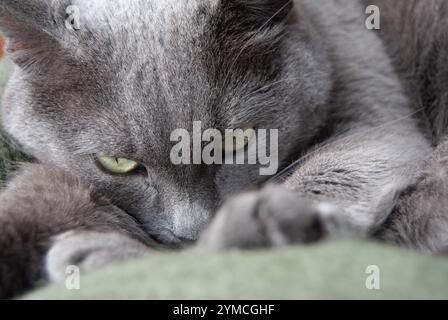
71 0 221 72
48 0 286 138
74 0 217 34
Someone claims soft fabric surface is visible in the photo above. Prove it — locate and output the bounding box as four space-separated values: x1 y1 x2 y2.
24 242 448 300
0 58 447 300
0 59 27 184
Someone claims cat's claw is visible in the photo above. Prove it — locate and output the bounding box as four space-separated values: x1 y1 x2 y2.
45 231 151 284
197 185 341 250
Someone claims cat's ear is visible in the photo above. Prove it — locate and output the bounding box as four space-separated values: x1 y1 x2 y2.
222 0 294 27
0 0 69 70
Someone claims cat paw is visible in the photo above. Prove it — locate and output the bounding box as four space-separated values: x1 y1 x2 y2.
45 231 151 284
197 185 341 250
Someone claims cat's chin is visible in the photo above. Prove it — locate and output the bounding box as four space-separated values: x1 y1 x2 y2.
146 228 198 249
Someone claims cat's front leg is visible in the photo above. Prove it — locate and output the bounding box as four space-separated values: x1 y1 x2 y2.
198 185 348 249
199 128 431 250
0 164 153 298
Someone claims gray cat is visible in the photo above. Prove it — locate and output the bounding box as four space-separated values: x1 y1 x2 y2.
0 0 447 299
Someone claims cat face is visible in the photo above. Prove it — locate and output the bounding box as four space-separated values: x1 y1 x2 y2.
1 0 332 244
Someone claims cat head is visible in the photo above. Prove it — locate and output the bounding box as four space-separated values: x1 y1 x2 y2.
0 0 332 245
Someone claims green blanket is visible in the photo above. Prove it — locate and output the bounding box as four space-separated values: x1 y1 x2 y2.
0 59 447 300
24 242 448 300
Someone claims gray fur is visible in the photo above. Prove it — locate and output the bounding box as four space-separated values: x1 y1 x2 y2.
376 138 448 253
46 230 151 284
0 164 153 298
0 0 446 298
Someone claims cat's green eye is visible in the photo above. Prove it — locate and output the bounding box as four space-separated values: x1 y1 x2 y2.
220 128 255 153
97 156 139 174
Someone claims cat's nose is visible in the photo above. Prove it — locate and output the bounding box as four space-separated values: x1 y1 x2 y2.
167 200 212 244
144 199 212 247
